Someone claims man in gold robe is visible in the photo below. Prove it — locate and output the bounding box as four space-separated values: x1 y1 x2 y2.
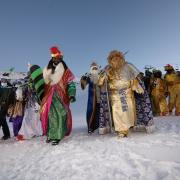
98 50 144 137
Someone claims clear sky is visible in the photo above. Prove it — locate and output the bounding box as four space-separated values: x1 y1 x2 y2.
0 0 180 76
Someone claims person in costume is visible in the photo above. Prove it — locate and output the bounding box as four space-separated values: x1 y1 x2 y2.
16 79 42 140
144 69 153 94
150 70 169 116
41 46 76 145
8 86 25 137
98 50 144 138
0 79 14 140
98 65 112 135
164 64 180 115
80 62 101 133
133 72 154 133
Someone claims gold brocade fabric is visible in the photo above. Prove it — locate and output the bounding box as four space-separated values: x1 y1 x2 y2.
164 73 177 91
151 78 168 115
110 87 136 132
164 73 180 114
98 68 138 133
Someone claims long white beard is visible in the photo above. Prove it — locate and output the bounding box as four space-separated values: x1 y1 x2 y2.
89 69 99 84
43 62 65 85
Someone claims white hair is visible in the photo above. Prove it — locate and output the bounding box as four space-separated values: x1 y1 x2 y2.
89 66 100 84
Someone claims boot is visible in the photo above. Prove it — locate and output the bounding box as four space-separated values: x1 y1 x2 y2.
1 135 10 140
16 134 25 141
46 138 52 143
51 139 60 146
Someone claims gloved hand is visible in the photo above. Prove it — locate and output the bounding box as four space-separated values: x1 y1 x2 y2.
69 96 76 103
80 75 88 90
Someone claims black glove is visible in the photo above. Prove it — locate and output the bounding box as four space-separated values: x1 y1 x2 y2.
69 96 76 103
80 75 88 90
81 75 88 81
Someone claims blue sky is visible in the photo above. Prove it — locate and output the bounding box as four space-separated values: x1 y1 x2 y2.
0 0 180 76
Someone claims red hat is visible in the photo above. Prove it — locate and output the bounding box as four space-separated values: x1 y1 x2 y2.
165 64 172 67
50 46 63 58
164 64 174 71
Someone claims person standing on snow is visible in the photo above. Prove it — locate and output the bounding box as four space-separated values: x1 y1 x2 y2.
80 62 101 134
41 46 76 145
0 78 14 140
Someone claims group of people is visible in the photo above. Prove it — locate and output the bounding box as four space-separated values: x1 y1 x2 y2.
142 65 180 116
0 46 179 145
80 52 180 138
81 50 155 138
0 46 76 145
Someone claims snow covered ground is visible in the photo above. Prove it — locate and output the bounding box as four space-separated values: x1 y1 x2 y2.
0 87 180 180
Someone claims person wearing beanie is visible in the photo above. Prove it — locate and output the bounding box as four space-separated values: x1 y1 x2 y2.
41 46 76 145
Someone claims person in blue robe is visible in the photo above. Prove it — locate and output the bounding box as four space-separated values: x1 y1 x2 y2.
80 62 100 133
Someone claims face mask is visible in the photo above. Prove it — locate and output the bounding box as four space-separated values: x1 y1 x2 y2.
1 83 7 87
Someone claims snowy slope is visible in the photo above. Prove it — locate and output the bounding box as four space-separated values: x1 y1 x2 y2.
0 84 180 180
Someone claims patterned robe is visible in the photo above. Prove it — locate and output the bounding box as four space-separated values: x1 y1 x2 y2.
80 76 100 132
98 81 111 134
134 79 154 126
98 63 144 134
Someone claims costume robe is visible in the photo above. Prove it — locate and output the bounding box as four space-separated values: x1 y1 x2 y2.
134 78 154 127
150 78 168 116
18 91 42 139
98 63 144 134
80 76 100 132
98 82 111 134
164 72 180 115
41 63 76 141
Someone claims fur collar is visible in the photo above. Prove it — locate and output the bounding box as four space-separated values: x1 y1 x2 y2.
43 62 65 85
